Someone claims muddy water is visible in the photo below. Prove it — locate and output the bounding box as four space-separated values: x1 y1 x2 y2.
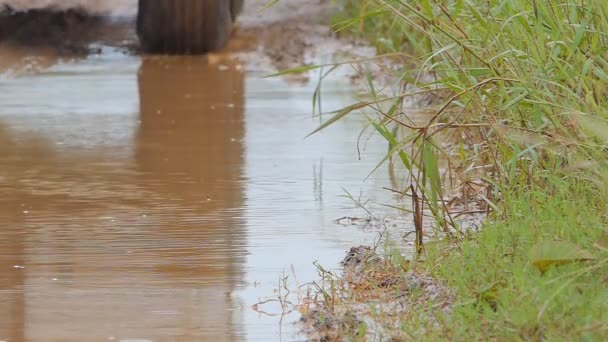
0 39 409 342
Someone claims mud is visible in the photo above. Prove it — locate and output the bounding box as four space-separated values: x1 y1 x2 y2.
233 0 374 72
0 0 136 15
0 5 136 54
300 246 454 341
0 7 101 54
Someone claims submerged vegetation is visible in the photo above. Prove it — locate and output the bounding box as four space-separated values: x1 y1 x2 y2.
301 0 608 340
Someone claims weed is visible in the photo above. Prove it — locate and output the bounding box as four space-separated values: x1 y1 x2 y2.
296 0 608 340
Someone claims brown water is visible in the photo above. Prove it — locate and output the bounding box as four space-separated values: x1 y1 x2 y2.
0 45 410 341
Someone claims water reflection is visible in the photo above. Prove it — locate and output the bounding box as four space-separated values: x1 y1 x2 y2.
136 56 245 212
0 54 247 341
134 56 247 336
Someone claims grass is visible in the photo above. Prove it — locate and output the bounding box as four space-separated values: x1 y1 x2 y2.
293 0 608 340
418 180 608 340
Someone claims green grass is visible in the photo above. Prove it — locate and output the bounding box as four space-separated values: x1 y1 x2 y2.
300 0 608 340
417 180 608 340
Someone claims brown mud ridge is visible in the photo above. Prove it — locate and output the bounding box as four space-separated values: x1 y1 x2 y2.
0 6 112 54
300 246 454 341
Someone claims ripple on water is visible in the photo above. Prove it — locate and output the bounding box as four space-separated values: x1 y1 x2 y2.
0 46 411 341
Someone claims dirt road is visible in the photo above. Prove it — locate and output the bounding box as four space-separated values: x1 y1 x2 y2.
0 0 373 72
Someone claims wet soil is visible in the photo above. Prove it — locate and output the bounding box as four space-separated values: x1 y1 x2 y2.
0 6 136 55
233 0 374 72
300 247 454 341
0 7 102 53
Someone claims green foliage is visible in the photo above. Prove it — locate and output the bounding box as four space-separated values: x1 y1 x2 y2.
529 240 597 273
324 0 608 235
315 0 608 340
420 182 608 340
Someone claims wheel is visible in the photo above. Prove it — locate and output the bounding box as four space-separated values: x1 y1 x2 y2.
231 0 244 21
137 0 232 54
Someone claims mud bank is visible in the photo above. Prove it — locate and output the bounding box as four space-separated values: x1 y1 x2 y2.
0 7 103 54
232 0 374 72
300 246 454 341
0 0 136 15
0 6 136 54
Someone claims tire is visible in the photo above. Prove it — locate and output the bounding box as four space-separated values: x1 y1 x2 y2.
137 0 232 54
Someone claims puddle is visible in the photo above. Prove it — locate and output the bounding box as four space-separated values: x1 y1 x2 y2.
0 2 412 341
0 49 413 341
